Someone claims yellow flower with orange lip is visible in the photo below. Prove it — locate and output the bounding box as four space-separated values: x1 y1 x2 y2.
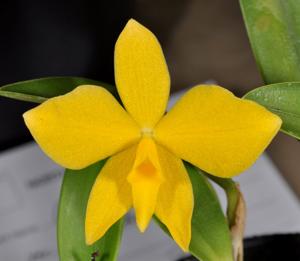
23 19 281 251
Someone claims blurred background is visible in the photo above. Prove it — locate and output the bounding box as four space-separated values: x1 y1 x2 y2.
1 0 299 196
0 0 300 260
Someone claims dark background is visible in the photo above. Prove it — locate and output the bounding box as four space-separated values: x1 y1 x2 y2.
0 0 134 150
0 0 257 149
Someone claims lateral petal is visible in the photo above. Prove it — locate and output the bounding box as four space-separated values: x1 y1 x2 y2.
155 85 282 177
155 144 194 252
85 145 136 245
24 85 141 169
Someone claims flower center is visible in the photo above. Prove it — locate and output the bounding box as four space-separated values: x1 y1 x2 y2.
141 127 153 137
127 137 163 183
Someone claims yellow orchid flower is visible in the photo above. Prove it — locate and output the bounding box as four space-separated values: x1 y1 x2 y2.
23 19 281 251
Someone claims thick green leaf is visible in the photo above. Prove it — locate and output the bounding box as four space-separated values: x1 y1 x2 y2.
240 0 300 84
156 164 233 261
0 77 115 103
188 164 233 261
58 161 124 261
244 82 300 139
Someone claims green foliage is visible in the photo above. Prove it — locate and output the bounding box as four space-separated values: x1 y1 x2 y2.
58 161 124 261
240 0 300 84
240 0 300 140
0 77 115 103
244 82 300 139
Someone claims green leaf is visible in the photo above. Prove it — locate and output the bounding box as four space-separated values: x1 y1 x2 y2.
205 175 239 227
244 82 300 139
188 165 233 261
0 77 115 103
156 164 233 261
240 0 300 84
57 161 124 261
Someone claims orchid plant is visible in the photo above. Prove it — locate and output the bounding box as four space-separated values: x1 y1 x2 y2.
1 1 300 261
23 19 280 252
